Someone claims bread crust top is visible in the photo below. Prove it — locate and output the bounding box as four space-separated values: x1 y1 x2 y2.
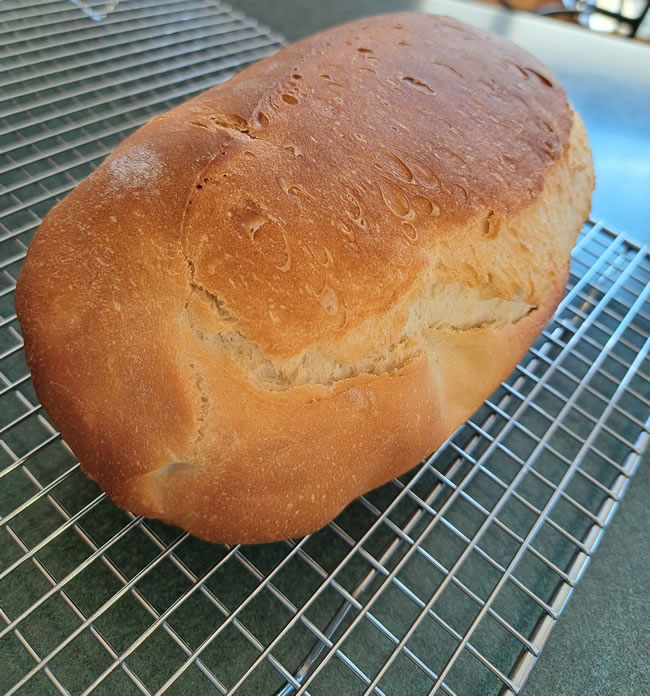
184 13 572 355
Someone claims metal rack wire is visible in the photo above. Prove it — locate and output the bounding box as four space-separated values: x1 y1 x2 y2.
1 1 649 694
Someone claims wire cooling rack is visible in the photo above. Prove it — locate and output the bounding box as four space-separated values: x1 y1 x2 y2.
1 1 649 695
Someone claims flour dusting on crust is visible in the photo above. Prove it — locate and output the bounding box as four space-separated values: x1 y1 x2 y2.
107 144 163 194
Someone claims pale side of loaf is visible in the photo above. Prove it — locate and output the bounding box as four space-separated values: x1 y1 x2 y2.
16 13 594 543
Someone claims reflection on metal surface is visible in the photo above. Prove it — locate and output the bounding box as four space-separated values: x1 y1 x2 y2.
561 0 650 37
70 0 121 22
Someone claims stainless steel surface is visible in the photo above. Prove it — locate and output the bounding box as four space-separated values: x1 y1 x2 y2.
1 2 649 695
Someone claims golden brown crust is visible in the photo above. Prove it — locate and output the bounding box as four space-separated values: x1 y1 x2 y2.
181 12 573 354
15 13 594 544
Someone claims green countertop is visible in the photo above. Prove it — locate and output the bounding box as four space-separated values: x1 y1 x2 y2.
228 1 650 693
522 456 650 695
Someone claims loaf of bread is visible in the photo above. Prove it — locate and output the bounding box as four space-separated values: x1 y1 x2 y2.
16 13 594 543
